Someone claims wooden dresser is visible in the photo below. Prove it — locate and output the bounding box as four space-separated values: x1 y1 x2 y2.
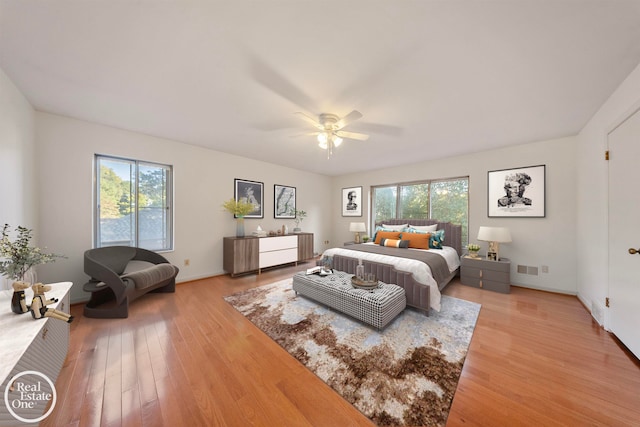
0 282 72 425
224 233 314 276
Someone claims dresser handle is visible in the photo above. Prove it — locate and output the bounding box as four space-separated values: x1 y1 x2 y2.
42 327 48 340
479 280 483 288
479 270 483 278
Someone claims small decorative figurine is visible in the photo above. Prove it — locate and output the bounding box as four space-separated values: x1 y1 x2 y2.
11 282 30 314
29 283 74 323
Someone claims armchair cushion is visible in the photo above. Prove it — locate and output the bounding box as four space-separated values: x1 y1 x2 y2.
122 264 179 290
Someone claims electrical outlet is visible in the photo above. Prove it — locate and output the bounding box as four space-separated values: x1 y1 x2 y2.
541 265 549 273
184 259 190 266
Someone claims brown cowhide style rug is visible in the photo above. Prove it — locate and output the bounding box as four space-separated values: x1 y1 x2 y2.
225 278 480 427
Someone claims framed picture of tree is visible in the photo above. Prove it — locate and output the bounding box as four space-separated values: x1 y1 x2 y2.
234 179 263 218
488 165 545 217
274 184 296 219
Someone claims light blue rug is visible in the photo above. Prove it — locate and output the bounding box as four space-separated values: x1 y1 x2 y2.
225 278 481 426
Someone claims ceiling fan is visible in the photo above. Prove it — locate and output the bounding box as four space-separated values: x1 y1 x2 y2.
294 110 369 158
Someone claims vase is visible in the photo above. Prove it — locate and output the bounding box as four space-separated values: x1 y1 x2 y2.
469 251 479 258
236 217 245 237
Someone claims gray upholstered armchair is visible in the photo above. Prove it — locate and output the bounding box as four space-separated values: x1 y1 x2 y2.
83 246 179 318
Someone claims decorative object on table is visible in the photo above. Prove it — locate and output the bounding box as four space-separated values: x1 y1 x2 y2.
290 208 307 233
0 224 65 291
488 164 546 217
361 234 370 243
342 186 362 216
349 222 366 243
274 184 296 219
467 243 481 258
233 178 263 218
222 197 256 237
351 274 379 290
11 282 30 314
225 278 481 427
252 225 267 237
29 283 74 323
477 226 512 261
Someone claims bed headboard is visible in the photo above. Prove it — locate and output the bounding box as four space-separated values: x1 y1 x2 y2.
375 219 463 256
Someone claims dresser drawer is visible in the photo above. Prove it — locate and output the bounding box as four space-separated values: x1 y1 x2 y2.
259 248 298 268
260 236 297 252
461 267 509 283
460 275 510 293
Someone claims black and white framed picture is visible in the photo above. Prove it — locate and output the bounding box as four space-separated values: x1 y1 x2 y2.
488 165 545 218
342 186 362 217
234 179 263 218
274 184 296 219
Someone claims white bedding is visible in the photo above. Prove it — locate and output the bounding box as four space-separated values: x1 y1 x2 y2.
321 244 460 312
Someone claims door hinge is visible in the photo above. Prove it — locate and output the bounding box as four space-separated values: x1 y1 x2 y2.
605 297 610 308
605 150 609 160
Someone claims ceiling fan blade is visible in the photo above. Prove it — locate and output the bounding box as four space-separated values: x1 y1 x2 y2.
336 110 363 129
294 112 323 130
335 130 369 141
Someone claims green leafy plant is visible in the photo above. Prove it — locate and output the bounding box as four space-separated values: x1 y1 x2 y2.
362 235 370 243
0 224 65 281
467 243 480 252
290 209 307 227
222 198 255 217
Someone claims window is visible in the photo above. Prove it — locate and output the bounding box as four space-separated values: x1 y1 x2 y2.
95 155 173 250
372 177 469 243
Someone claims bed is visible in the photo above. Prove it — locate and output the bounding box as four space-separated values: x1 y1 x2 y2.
321 219 462 313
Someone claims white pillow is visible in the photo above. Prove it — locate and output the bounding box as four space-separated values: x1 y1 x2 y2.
381 223 408 231
408 224 438 232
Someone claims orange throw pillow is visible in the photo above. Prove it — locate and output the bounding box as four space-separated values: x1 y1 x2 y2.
401 232 431 249
374 231 402 244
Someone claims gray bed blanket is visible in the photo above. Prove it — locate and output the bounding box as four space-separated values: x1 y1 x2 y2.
343 244 451 285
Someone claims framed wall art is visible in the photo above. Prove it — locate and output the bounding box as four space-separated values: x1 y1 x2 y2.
342 186 362 217
234 179 264 218
274 184 296 219
488 165 545 218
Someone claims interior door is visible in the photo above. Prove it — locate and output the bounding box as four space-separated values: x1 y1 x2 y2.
608 107 640 358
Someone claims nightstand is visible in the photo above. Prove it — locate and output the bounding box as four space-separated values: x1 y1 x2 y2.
460 256 511 293
344 241 356 246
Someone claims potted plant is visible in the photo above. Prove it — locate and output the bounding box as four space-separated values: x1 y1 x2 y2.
0 224 65 286
362 235 370 243
290 209 307 233
467 243 481 258
222 199 255 237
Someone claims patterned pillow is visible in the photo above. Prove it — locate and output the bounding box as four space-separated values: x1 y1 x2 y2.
380 238 409 248
374 230 402 244
400 231 431 249
429 230 445 249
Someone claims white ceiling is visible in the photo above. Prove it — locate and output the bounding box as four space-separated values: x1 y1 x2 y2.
2 1 640 176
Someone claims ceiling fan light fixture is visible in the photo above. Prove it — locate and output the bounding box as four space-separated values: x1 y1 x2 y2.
332 134 343 147
317 132 328 145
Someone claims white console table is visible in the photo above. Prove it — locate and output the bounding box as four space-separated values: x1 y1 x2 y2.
0 282 72 426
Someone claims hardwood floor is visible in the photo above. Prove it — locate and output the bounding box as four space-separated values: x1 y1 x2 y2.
42 262 640 426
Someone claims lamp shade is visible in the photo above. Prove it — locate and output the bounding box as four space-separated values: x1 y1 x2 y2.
349 222 366 232
477 226 512 243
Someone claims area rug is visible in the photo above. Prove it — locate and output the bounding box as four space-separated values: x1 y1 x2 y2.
224 278 481 427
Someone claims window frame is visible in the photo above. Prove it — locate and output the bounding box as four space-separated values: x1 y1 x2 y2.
371 176 469 243
94 154 174 251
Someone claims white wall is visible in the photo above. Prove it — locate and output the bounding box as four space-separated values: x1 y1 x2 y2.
0 68 38 289
576 60 640 327
331 136 578 294
35 112 332 303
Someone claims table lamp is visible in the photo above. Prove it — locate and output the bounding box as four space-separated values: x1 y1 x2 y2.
349 222 366 243
477 226 511 261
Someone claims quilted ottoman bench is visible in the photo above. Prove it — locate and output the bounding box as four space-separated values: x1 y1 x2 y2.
292 270 406 329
